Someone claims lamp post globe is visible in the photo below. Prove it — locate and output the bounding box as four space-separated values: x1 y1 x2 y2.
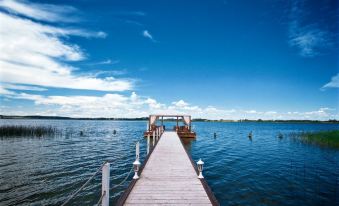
197 159 204 179
133 159 141 179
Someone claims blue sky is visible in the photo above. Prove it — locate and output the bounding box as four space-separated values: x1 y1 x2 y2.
0 0 338 120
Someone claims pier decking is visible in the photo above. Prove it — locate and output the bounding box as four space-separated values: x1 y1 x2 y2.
121 131 216 205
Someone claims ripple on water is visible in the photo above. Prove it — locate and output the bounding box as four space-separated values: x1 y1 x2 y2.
0 120 338 206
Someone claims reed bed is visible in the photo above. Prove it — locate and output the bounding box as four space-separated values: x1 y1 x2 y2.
0 125 59 137
291 130 339 149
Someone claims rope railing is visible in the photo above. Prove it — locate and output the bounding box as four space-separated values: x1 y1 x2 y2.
60 127 164 206
61 161 108 206
96 191 106 206
111 167 134 190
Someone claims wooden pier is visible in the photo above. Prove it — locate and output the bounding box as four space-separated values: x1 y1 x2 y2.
60 115 217 206
118 131 218 205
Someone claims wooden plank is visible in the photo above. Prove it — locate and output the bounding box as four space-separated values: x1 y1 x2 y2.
123 131 212 205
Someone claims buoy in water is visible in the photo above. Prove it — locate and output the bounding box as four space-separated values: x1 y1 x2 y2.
80 131 84 136
278 133 283 139
214 132 217 138
248 131 252 139
113 130 117 135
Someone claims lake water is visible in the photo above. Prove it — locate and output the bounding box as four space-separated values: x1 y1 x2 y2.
0 120 338 206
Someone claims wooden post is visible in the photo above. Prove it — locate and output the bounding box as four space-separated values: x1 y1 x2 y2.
155 128 157 142
136 141 140 160
147 134 150 154
102 162 110 206
152 130 155 146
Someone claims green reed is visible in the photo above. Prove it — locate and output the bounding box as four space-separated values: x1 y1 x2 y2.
0 125 59 137
291 130 339 149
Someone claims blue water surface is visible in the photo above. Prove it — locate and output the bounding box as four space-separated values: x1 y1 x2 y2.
0 120 338 206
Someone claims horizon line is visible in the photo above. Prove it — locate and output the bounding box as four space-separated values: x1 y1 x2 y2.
0 114 338 122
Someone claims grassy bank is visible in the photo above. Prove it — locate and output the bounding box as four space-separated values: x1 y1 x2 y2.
0 125 59 137
295 130 339 149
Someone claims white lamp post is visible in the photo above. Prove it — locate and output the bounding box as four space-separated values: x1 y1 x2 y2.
133 159 141 179
197 159 204 179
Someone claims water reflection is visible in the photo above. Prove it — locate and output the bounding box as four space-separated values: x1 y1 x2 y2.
181 138 195 154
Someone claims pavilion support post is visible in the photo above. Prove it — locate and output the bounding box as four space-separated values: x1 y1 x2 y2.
148 115 150 131
156 128 158 141
189 116 191 131
177 117 179 128
152 130 155 146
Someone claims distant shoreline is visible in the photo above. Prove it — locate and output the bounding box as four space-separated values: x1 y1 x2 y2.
1 115 338 124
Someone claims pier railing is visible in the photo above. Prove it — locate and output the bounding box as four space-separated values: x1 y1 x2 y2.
60 126 164 206
116 126 164 205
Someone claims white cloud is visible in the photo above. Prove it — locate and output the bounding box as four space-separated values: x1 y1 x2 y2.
90 59 120 65
142 30 155 41
0 0 79 23
2 83 47 91
245 110 258 114
168 100 202 113
0 85 14 95
265 111 277 114
288 0 335 57
86 59 120 69
289 28 333 57
0 1 131 92
145 98 165 109
96 31 107 38
0 60 132 91
172 100 189 107
1 90 338 120
322 74 339 89
2 91 156 117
